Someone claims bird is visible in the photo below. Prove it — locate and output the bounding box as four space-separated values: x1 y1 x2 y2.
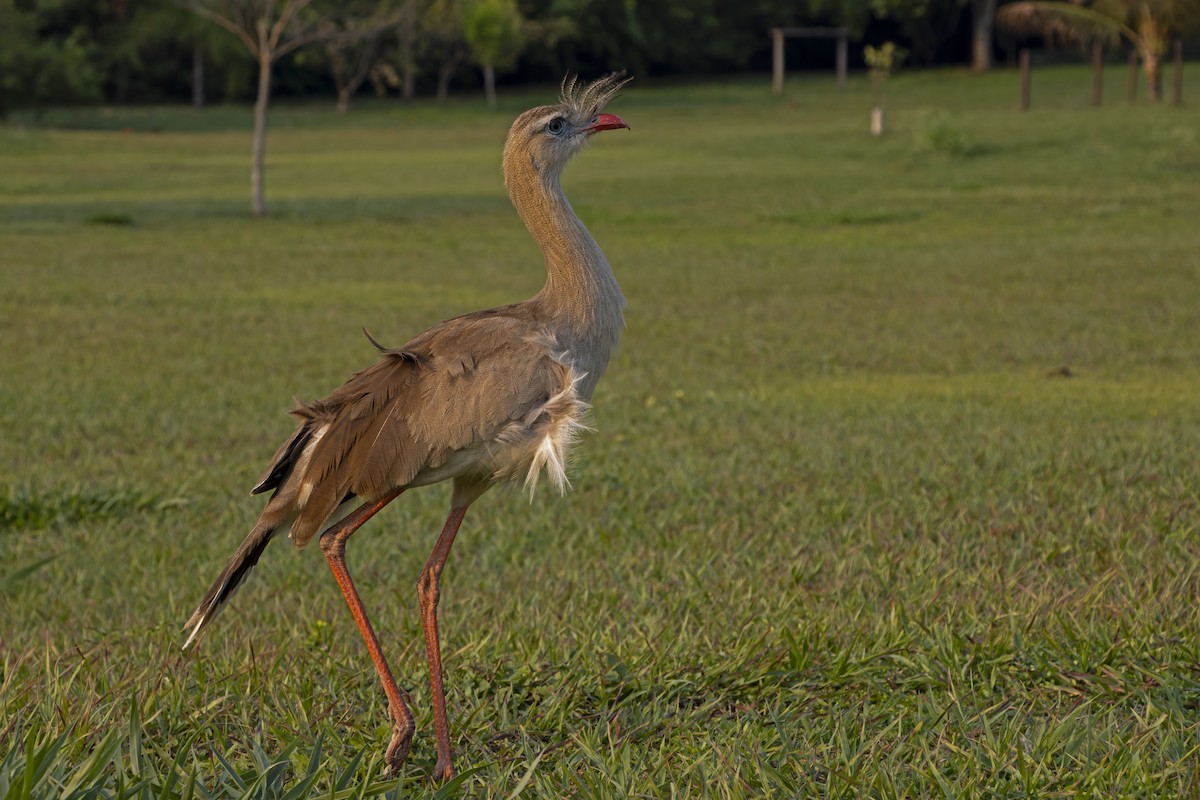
182 73 631 782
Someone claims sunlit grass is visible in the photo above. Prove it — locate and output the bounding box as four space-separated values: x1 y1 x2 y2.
1 65 1199 797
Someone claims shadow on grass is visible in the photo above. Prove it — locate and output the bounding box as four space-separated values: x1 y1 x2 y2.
0 194 510 228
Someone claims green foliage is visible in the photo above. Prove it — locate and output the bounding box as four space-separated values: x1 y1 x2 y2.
866 0 969 62
463 0 524 71
0 726 404 799
2 70 1200 795
0 0 1051 106
123 1 250 103
420 0 468 77
538 0 857 75
0 0 100 118
911 109 983 155
864 40 907 77
314 0 406 110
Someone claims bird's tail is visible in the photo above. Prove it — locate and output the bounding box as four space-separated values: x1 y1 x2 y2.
182 522 276 649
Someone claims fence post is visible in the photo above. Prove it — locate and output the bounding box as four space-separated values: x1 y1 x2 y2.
1091 43 1103 106
836 33 848 88
772 29 784 95
1173 40 1183 107
1020 49 1031 111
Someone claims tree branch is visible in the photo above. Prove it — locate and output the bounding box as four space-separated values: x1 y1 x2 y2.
181 0 261 56
269 0 314 52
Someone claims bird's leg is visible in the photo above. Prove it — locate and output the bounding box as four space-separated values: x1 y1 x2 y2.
418 504 469 782
318 488 416 776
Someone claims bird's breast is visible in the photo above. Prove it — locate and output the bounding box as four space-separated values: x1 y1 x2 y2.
488 363 590 496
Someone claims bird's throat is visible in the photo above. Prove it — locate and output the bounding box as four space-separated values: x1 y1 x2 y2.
510 167 622 312
506 159 626 398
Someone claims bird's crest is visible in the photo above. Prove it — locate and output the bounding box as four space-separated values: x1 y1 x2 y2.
559 72 631 119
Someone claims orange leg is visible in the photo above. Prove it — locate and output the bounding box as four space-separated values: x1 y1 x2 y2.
418 505 469 782
318 488 415 775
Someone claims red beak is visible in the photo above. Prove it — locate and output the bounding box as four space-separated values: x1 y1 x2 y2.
585 113 629 134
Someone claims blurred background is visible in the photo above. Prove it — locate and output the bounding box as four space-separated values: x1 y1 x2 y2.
2 0 1196 116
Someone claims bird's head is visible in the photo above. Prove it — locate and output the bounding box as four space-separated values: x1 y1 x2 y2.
503 73 630 185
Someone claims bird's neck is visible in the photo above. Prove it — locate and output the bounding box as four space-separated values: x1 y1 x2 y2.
507 161 625 393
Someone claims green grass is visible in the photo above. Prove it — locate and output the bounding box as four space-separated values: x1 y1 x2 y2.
2 64 1199 797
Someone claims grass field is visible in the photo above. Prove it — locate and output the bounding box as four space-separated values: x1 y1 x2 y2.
2 64 1200 797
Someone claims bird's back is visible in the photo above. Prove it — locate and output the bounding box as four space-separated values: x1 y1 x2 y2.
251 302 590 547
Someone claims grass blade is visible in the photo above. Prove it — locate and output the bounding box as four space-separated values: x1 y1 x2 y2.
0 556 59 595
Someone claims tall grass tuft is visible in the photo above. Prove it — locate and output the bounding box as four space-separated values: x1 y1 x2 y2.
911 110 985 156
0 485 177 531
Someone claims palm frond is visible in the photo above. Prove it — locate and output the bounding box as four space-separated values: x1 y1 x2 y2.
997 1 1131 49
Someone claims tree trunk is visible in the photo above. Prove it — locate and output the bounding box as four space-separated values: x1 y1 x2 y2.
1019 48 1030 111
1127 49 1138 104
483 63 496 109
403 64 415 101
1145 51 1161 103
113 0 130 104
970 0 997 72
115 61 130 104
192 39 205 109
437 61 454 103
341 41 380 114
399 0 418 102
252 49 271 218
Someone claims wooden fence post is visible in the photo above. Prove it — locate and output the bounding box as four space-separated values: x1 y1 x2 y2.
1020 49 1031 111
1173 40 1183 107
772 29 784 95
836 33 848 88
1091 43 1103 106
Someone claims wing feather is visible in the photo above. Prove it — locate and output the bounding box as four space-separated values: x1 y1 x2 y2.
250 308 577 548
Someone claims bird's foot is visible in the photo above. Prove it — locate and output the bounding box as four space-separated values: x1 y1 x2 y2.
432 758 456 783
383 723 414 777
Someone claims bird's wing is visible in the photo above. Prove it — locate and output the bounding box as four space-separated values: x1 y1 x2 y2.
254 308 575 547
402 308 576 467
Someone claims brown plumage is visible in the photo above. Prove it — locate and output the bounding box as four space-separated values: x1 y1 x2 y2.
182 73 631 782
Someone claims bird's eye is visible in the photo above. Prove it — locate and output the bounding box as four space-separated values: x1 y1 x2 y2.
546 118 566 135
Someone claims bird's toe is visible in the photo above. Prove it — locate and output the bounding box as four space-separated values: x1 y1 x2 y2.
383 726 413 776
433 759 456 783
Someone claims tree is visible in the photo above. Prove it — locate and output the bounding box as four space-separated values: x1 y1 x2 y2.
864 41 906 134
183 0 328 216
122 2 237 108
812 0 993 70
395 0 427 100
971 0 998 70
868 0 968 64
318 0 405 113
543 0 725 76
0 0 100 119
422 0 468 102
998 0 1197 102
463 0 524 108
